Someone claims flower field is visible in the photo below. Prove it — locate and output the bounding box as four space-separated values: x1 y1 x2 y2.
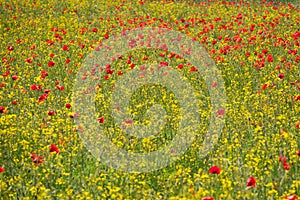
1 0 300 199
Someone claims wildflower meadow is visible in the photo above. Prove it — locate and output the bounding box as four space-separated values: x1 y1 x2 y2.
0 0 300 199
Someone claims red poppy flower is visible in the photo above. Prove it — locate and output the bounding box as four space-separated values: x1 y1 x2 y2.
12 100 18 105
209 166 221 174
297 150 300 156
66 103 71 109
62 45 68 51
246 176 256 187
296 121 300 129
97 117 104 123
56 85 65 90
278 73 284 79
262 84 268 90
0 167 4 173
31 153 43 165
160 62 168 67
284 194 297 200
25 58 33 63
278 155 287 163
168 52 176 58
106 68 114 75
262 49 268 54
0 106 6 114
190 66 198 72
3 71 10 77
217 109 225 115
41 70 48 77
48 110 55 116
294 96 300 101
177 64 184 69
48 61 55 67
283 162 290 170
103 75 109 80
50 144 60 153
66 58 70 63
38 93 48 103
30 84 38 91
129 63 135 69
11 75 18 80
7 46 14 51
202 197 214 200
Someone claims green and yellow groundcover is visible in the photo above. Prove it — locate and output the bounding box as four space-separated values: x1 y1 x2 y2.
0 0 300 199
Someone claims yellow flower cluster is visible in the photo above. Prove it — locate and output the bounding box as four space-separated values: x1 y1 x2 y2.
0 0 299 199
